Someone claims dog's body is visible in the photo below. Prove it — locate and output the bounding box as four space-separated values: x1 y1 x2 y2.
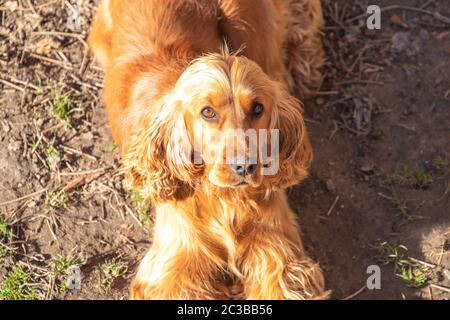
89 0 327 299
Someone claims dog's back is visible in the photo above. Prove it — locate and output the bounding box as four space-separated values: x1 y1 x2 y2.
89 0 287 73
90 0 224 68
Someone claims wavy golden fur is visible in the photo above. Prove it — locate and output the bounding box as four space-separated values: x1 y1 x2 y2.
89 0 328 299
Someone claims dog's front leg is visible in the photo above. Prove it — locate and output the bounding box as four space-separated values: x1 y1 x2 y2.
240 225 328 300
130 246 223 300
130 205 226 300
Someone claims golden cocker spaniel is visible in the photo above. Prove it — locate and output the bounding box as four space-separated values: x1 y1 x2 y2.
89 0 328 299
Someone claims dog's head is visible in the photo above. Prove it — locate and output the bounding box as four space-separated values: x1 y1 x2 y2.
123 53 312 203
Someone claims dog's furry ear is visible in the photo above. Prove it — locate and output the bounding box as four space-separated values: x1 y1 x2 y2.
272 85 313 188
122 100 201 203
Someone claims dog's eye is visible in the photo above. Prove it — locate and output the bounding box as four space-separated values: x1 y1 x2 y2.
251 102 264 118
201 106 218 121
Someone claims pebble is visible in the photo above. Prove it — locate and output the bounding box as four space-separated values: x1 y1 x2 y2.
444 269 450 282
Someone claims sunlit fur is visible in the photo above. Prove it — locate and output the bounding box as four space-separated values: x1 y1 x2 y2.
89 0 328 300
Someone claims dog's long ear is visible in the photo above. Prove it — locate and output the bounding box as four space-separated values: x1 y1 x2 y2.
271 85 313 188
122 99 201 203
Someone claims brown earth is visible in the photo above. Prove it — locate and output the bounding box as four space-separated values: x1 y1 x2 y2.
0 0 449 300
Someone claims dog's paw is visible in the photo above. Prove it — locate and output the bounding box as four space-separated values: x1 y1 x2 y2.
284 260 330 300
130 280 149 300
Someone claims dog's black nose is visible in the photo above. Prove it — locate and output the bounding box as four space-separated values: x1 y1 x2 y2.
229 158 257 177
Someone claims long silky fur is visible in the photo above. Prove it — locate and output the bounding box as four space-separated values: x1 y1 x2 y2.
89 0 328 300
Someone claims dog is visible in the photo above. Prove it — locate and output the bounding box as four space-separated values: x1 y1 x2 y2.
89 0 328 299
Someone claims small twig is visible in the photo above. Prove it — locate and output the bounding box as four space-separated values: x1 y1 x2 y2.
336 80 385 87
420 0 435 10
350 44 371 73
0 78 25 92
79 47 90 76
46 275 55 300
1 75 40 91
46 219 58 243
63 171 107 193
409 257 436 269
430 284 450 293
342 285 366 300
0 188 48 207
30 31 88 48
59 167 113 177
326 196 340 216
60 145 97 161
378 193 393 200
395 123 416 132
329 120 340 140
41 123 64 134
316 91 339 96
124 204 144 228
28 52 75 70
25 0 37 15
437 244 445 266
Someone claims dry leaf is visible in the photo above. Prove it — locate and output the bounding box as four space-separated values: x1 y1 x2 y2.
390 14 409 28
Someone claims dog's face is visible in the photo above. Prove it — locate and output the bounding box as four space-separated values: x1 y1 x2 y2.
124 54 312 202
178 56 275 189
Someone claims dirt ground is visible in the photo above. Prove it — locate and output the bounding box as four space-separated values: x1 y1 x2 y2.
0 0 449 300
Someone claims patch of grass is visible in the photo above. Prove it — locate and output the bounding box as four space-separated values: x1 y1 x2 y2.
104 141 118 153
385 162 433 189
0 245 9 259
45 190 69 213
388 195 424 223
99 260 127 291
0 217 12 259
49 251 86 275
57 282 69 294
131 191 153 226
48 87 82 125
29 137 65 172
433 153 450 178
397 265 429 287
0 217 12 240
390 195 409 217
0 266 37 300
375 242 430 288
49 251 86 295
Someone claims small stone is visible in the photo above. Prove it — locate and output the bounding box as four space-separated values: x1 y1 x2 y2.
316 97 325 106
361 165 375 174
443 269 450 281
